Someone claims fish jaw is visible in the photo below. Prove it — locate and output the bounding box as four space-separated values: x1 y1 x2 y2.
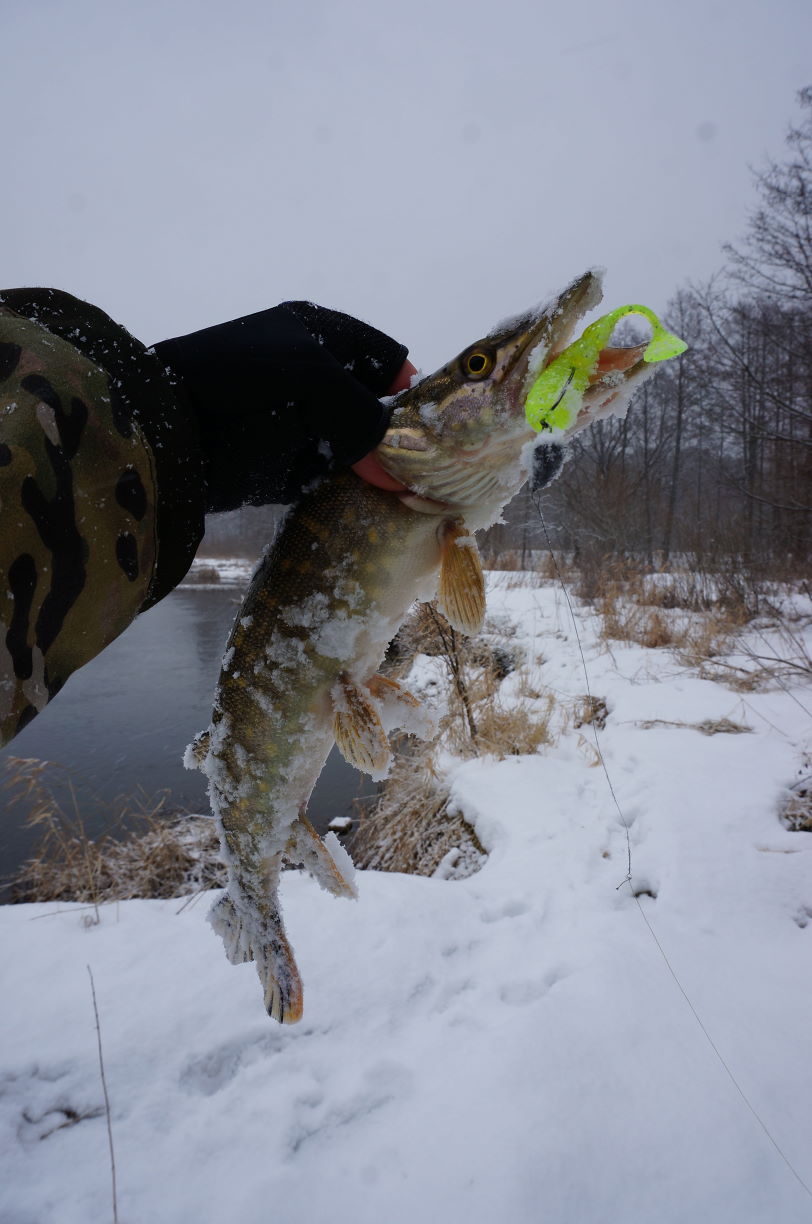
566 342 659 437
375 270 604 516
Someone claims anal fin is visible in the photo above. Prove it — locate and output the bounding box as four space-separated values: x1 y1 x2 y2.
285 811 358 899
436 519 485 635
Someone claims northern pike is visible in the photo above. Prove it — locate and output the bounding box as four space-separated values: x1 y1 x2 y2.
189 269 679 1022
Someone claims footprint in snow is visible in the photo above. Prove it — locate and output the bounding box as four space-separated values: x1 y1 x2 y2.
179 1029 287 1096
500 967 568 1007
480 898 530 924
0 1064 99 1146
288 1062 412 1154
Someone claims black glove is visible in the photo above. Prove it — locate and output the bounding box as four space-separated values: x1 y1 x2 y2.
153 303 409 512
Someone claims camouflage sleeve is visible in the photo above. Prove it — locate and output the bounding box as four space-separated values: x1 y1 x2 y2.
152 304 409 513
0 291 205 748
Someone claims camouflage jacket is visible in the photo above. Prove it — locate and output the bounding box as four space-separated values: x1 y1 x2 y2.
0 289 204 744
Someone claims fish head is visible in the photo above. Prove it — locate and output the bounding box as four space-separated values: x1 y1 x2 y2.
376 270 603 520
375 269 664 525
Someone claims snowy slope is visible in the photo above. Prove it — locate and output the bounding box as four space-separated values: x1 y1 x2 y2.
2 577 811 1224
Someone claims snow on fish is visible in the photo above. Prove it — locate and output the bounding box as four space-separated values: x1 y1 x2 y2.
187 270 685 1022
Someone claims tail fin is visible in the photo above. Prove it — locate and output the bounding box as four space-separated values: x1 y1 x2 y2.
208 892 303 1024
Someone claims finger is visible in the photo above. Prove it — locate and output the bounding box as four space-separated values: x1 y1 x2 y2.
351 451 409 491
387 358 418 394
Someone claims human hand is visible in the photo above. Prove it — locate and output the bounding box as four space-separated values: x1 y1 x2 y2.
351 359 418 492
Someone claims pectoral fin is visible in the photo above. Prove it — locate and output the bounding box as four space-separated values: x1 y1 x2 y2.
183 729 210 770
437 520 485 635
332 673 392 778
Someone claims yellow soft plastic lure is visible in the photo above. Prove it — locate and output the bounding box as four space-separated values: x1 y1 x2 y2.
525 304 687 433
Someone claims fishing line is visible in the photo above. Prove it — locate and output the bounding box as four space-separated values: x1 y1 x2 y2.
532 493 632 888
532 493 812 1203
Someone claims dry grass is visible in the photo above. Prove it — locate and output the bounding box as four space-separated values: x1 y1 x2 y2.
389 602 554 761
350 747 485 879
482 549 525 571
586 555 812 698
736 621 812 683
589 559 762 666
600 600 678 649
574 695 608 731
635 716 751 735
570 549 791 623
674 614 812 692
573 554 642 605
782 777 812 832
463 696 554 758
498 548 812 702
676 614 745 665
352 599 559 877
484 568 544 592
4 757 224 908
442 679 554 759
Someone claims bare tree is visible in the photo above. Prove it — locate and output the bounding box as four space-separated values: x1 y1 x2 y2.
724 86 812 306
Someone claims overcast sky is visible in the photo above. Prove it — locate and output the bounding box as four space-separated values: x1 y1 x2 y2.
3 0 811 369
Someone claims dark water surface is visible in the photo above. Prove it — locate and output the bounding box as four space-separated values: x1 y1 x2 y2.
0 586 376 891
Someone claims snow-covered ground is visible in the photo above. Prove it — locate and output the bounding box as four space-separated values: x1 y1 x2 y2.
2 575 811 1224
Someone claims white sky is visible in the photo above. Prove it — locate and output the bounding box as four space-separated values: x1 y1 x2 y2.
3 0 811 369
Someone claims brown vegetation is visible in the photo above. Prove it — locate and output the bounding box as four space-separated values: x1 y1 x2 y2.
4 757 224 909
351 748 485 879
782 777 812 833
353 601 557 877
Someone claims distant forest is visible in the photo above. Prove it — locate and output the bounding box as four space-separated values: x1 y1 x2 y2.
203 89 812 576
491 87 812 574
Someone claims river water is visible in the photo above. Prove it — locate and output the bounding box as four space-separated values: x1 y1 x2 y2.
0 583 378 892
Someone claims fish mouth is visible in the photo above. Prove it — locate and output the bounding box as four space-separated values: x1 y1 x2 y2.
375 270 655 511
494 268 605 395
496 271 657 431
568 340 650 434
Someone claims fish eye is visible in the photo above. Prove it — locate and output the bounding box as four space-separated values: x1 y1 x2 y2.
461 348 495 380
